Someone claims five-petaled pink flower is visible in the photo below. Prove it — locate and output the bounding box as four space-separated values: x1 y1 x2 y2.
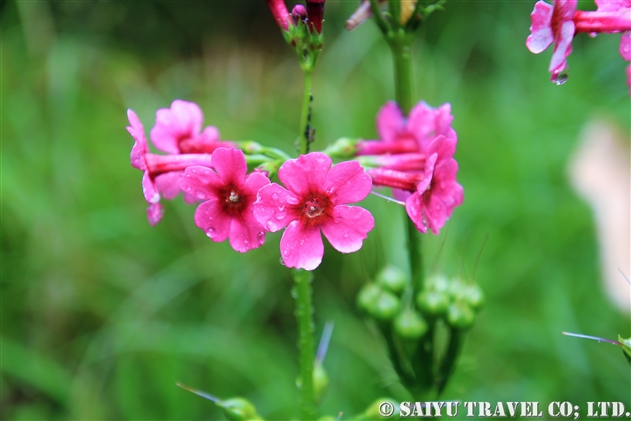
364 101 463 235
127 109 213 226
180 147 271 253
526 0 577 82
253 153 374 271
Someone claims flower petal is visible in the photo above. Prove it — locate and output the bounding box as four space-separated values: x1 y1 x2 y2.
180 166 220 201
210 147 246 187
154 171 183 200
278 152 331 197
526 1 554 54
405 191 428 233
280 221 324 270
142 171 160 204
549 20 575 75
194 199 231 242
128 109 148 170
150 100 204 154
253 183 300 232
323 160 372 205
321 206 374 253
228 216 266 253
147 202 164 226
620 31 631 61
376 101 405 143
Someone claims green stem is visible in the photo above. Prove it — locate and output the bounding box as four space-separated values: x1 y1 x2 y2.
298 70 313 155
435 327 464 395
390 39 414 115
293 269 316 421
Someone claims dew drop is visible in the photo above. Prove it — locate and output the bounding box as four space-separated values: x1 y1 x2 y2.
278 205 285 211
589 32 597 38
243 238 249 245
195 190 207 199
275 211 287 220
280 257 286 267
258 231 265 239
552 69 569 85
283 250 289 256
272 193 278 199
343 232 349 238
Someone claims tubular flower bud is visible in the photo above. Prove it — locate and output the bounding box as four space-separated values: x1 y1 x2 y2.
306 0 326 33
265 0 291 31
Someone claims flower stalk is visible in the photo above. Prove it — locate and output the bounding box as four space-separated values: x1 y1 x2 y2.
293 269 316 421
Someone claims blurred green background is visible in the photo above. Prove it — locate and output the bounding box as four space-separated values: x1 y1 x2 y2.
2 0 630 419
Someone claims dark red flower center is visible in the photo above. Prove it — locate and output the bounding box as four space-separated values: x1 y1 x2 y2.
219 184 246 216
299 192 333 228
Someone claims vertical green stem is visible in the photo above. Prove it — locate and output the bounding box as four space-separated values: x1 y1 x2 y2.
390 39 414 115
435 327 464 395
298 70 313 155
293 269 316 421
389 37 423 289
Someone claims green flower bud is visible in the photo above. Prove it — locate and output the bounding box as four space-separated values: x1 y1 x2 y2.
219 398 262 421
425 273 449 292
355 398 399 420
357 283 383 314
376 265 409 295
446 276 467 299
618 335 631 366
446 303 475 330
369 290 401 322
416 289 450 316
393 309 428 340
313 363 329 403
464 284 484 310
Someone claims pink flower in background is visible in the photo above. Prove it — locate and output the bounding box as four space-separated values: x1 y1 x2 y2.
526 0 577 82
359 101 463 235
180 147 270 253
150 100 233 155
254 153 374 271
127 109 213 226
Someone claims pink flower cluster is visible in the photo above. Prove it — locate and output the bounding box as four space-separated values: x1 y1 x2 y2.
127 101 374 270
357 101 464 235
526 0 631 90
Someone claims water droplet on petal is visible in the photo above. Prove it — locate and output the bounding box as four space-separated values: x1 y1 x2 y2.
243 238 249 245
278 205 285 211
283 249 289 256
272 193 278 199
196 190 207 199
552 69 569 85
589 32 597 38
258 231 265 239
343 232 349 238
280 257 286 267
275 211 287 220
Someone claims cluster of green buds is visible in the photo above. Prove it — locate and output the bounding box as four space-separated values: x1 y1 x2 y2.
357 266 483 398
416 274 483 330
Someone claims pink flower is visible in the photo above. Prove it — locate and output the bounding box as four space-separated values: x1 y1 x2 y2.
358 100 457 156
127 109 213 226
180 147 271 253
253 153 374 271
150 100 233 155
526 0 577 81
359 101 463 234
